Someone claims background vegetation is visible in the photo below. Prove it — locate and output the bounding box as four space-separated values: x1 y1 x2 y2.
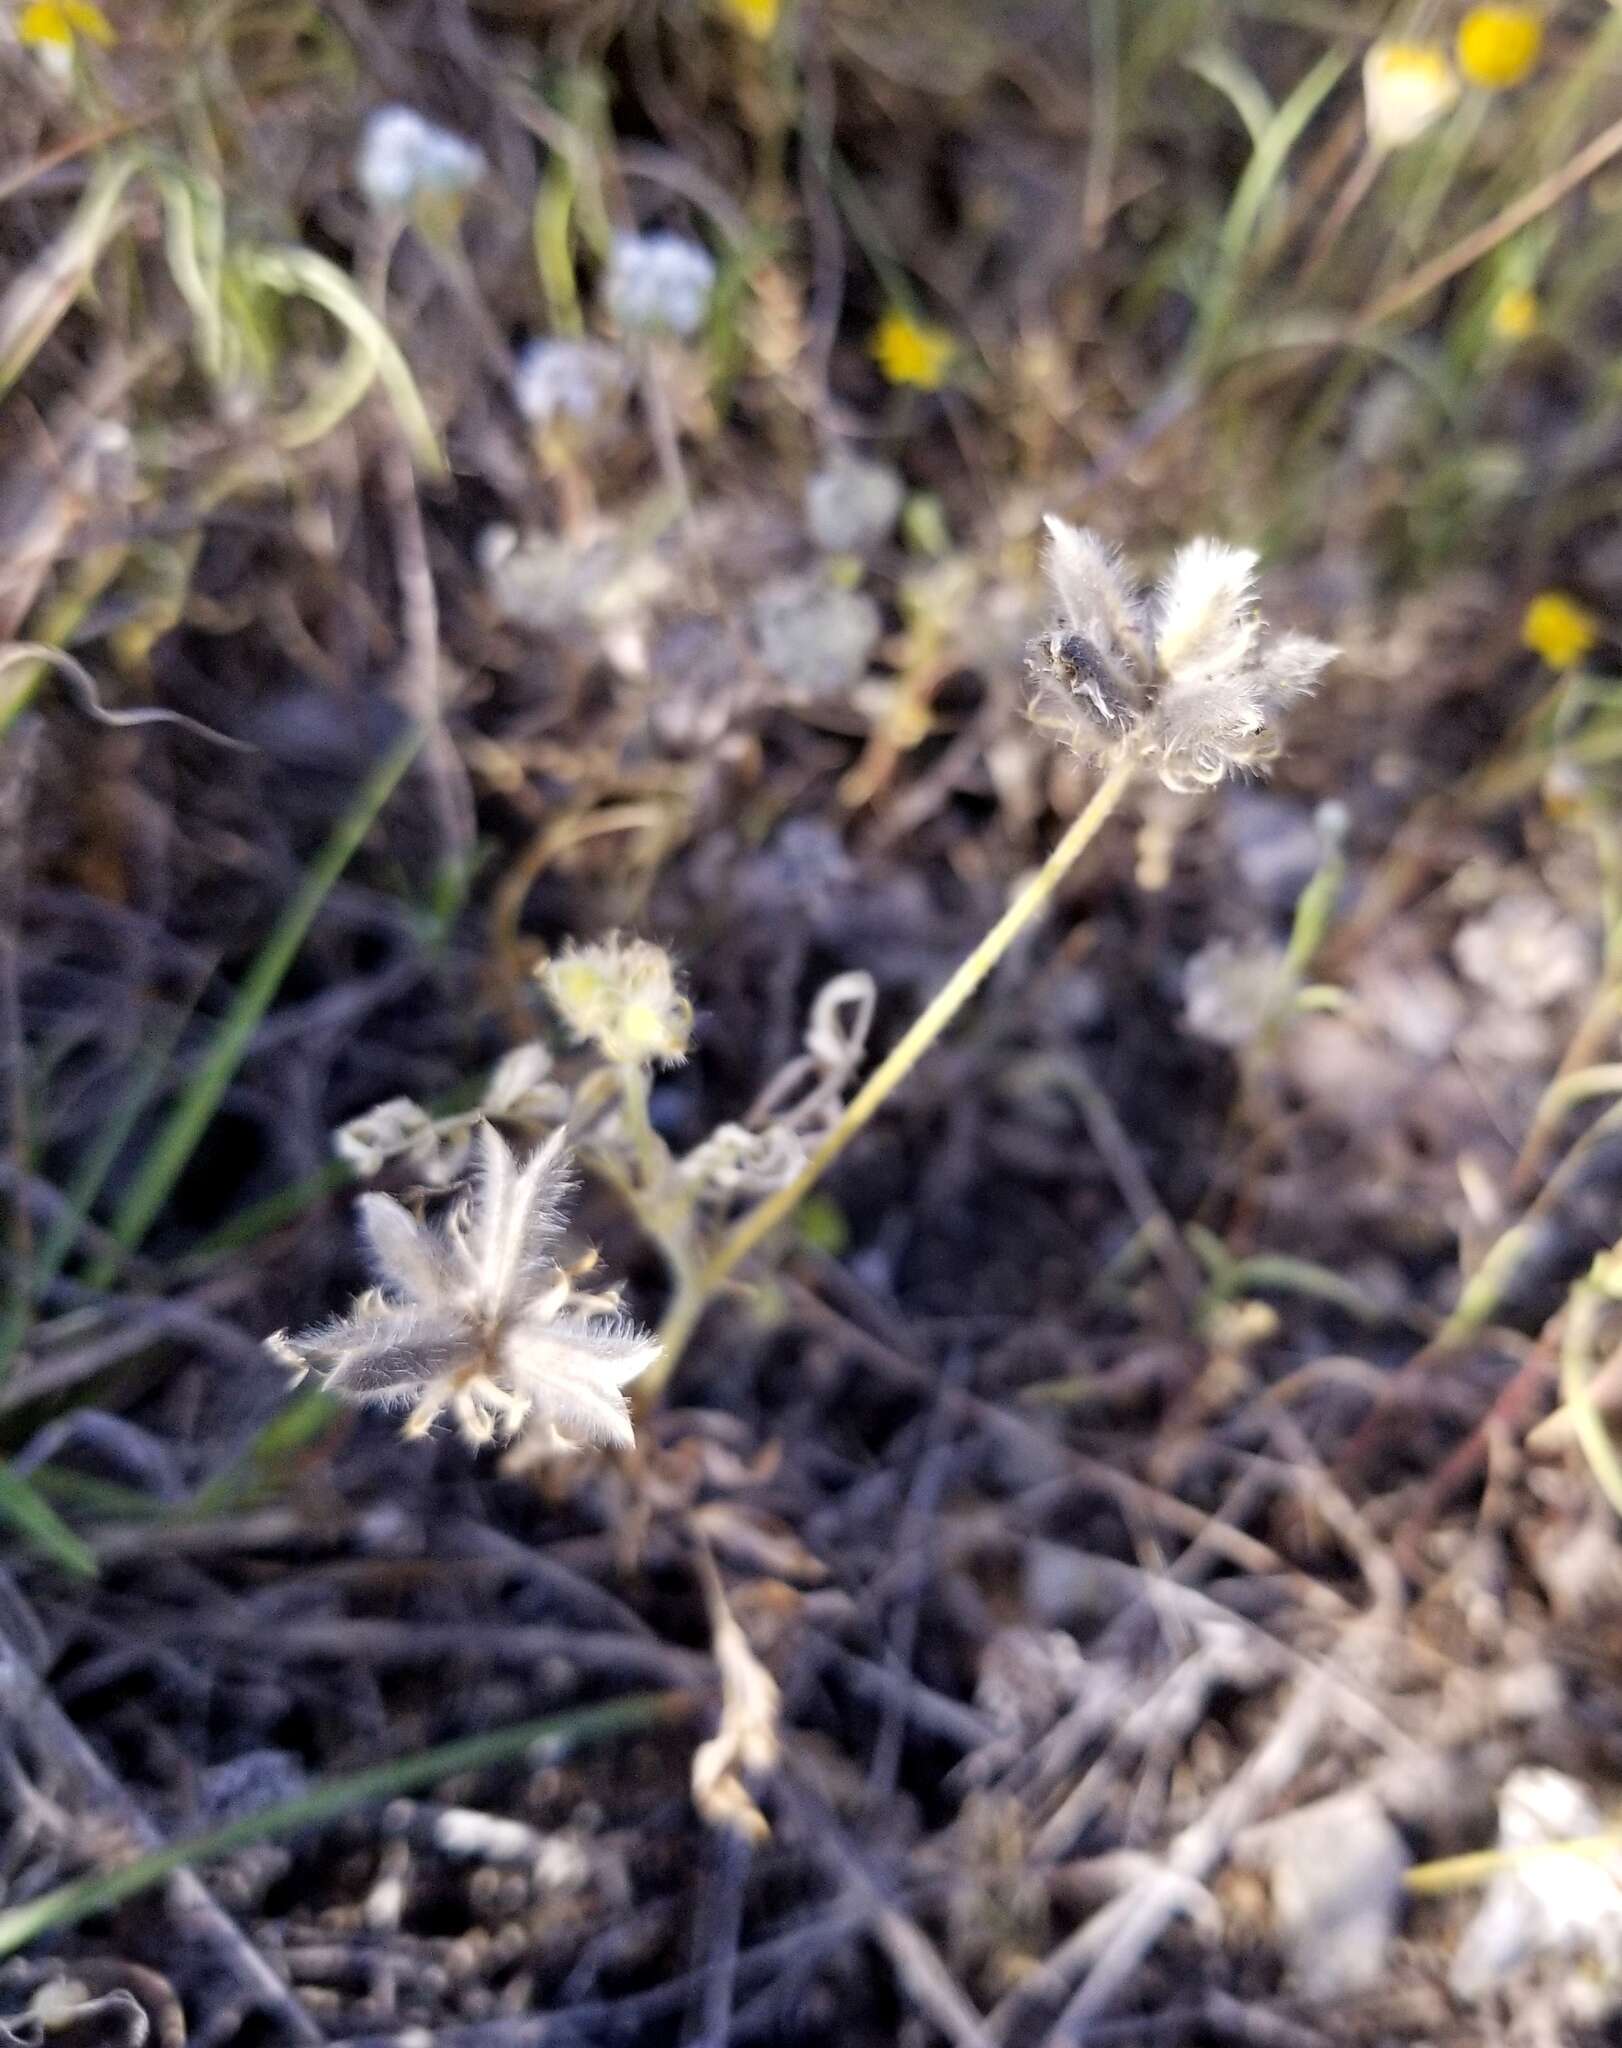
7 0 1622 2041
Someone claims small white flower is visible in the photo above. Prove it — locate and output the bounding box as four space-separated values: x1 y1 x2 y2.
512 338 629 432
270 1125 658 1452
1362 44 1459 154
603 231 717 339
804 454 904 555
1453 893 1591 1012
356 105 486 212
1183 937 1291 1048
751 572 882 700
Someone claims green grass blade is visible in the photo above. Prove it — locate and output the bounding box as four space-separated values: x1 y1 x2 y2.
1190 48 1346 376
0 1465 99 1579
87 725 425 1284
235 246 445 472
185 1383 341 1518
0 998 200 1385
0 1689 690 1956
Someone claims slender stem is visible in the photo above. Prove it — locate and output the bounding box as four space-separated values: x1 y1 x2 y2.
704 755 1137 1297
616 1061 664 1191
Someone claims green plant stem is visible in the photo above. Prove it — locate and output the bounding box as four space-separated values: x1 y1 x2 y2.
616 1061 664 1191
1559 1261 1622 1521
643 754 1137 1391
87 724 425 1283
0 1689 690 1957
1408 1827 1622 1898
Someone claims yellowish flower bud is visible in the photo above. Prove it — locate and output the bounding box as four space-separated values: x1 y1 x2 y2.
1489 285 1539 340
541 935 693 1066
1362 43 1458 151
717 0 780 37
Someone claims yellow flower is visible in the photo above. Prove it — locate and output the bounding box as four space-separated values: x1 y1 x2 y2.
1456 6 1544 90
17 0 115 49
1490 284 1539 339
1362 43 1459 151
717 0 779 36
1522 591 1599 669
871 310 954 391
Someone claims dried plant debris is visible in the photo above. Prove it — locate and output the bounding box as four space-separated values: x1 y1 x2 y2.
1448 1770 1622 2010
268 1125 658 1451
334 1043 568 1184
1245 1789 1410 1999
690 1546 781 1844
679 970 876 1200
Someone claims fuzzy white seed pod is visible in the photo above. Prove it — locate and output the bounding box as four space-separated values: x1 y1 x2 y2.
1152 538 1260 684
1026 521 1336 790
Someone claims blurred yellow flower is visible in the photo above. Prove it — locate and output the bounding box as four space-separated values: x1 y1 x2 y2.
1490 284 1539 339
1362 43 1459 151
17 0 115 48
1456 6 1544 90
871 310 953 391
1523 591 1599 669
717 0 779 36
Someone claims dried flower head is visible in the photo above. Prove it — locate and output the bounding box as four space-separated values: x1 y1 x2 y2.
1362 43 1458 152
267 1125 657 1452
332 1044 568 1187
356 106 486 212
1027 519 1336 793
603 231 717 339
334 1096 443 1181
542 934 693 1066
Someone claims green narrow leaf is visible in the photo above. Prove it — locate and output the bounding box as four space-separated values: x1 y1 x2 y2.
88 724 425 1283
1190 48 1347 376
235 245 445 472
0 1466 98 1579
0 997 199 1386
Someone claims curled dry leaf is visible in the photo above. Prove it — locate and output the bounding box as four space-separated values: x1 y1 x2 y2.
690 1544 782 1844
